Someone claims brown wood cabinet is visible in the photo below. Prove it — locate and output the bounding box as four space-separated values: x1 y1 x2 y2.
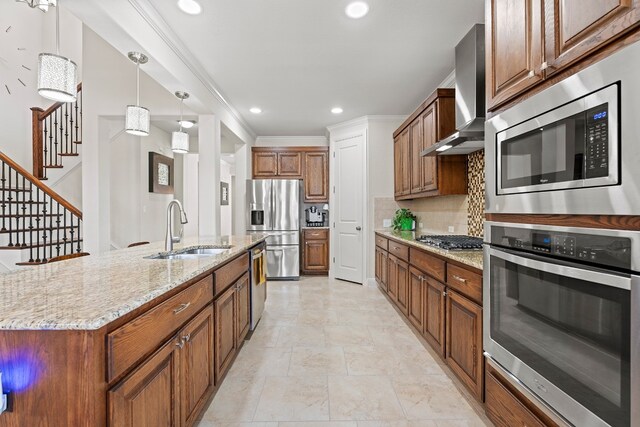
374 232 484 402
302 229 330 274
485 361 560 427
486 0 545 110
252 147 329 202
304 151 329 202
235 272 251 343
109 305 215 427
446 290 484 401
214 285 237 382
487 0 640 111
407 267 425 331
109 336 181 427
393 89 466 200
424 276 447 358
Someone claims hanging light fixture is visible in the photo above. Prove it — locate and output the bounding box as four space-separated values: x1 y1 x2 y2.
16 0 57 12
125 52 150 136
37 0 77 102
172 91 190 154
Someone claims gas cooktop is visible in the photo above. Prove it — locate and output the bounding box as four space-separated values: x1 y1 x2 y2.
415 235 484 251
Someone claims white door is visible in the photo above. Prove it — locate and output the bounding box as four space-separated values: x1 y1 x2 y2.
334 132 366 284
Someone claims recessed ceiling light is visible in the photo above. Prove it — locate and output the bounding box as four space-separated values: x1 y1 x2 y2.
178 120 196 129
345 1 369 19
250 107 262 114
177 0 202 15
331 107 343 114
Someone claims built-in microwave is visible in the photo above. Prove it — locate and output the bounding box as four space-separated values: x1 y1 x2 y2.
496 83 619 195
485 40 640 215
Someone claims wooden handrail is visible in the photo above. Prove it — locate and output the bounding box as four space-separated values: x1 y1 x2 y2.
0 151 82 219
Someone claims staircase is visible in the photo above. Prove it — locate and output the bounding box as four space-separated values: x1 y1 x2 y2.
0 84 84 266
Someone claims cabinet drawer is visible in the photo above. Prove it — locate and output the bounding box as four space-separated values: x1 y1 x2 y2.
107 275 213 383
214 253 249 297
388 240 409 261
375 234 388 250
410 248 445 282
485 367 547 427
304 229 328 241
446 264 482 305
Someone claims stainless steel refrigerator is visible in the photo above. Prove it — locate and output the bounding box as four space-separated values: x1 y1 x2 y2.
246 179 300 279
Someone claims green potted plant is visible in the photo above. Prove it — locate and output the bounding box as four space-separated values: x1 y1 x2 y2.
392 208 417 231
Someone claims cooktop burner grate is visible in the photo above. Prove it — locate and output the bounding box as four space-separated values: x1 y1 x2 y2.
415 235 484 251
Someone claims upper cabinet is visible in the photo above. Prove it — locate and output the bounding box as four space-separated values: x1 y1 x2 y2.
393 89 467 201
487 0 640 111
486 0 545 109
252 146 330 203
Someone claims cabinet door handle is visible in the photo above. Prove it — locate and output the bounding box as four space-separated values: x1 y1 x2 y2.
182 333 191 343
356 226 362 231
173 302 191 315
442 291 447 297
452 275 467 284
176 340 185 349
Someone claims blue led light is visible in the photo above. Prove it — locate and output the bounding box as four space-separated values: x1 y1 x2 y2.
593 111 607 120
0 349 44 392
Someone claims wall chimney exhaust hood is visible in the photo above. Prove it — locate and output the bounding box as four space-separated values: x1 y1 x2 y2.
422 24 485 157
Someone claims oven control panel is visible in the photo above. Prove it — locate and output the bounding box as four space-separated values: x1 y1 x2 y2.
585 103 609 179
491 225 631 270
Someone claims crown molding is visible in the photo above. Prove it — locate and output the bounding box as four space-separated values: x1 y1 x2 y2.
127 0 256 140
255 136 328 142
326 115 406 133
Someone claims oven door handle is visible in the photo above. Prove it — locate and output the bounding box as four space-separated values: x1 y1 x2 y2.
488 247 631 291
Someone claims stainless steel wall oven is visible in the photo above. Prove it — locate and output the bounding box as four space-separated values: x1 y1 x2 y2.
484 222 639 427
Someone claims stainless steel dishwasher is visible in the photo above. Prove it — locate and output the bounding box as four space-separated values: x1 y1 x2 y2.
249 242 267 331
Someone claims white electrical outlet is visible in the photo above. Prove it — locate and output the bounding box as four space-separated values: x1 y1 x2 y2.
383 219 392 228
448 226 455 233
419 222 424 229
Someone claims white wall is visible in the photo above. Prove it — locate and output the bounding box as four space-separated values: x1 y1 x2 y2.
254 136 328 147
82 27 196 254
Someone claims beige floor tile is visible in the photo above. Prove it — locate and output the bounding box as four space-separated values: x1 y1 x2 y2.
434 420 492 427
324 325 374 346
297 309 340 325
276 325 327 347
391 376 478 420
279 422 358 427
328 376 405 421
245 326 283 348
202 376 266 422
357 421 437 427
288 346 347 376
253 376 330 422
367 326 423 348
227 347 292 378
197 422 278 427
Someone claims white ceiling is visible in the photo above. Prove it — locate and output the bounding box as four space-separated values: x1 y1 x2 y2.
147 0 485 136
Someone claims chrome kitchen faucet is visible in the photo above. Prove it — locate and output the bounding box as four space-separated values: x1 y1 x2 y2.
165 200 188 252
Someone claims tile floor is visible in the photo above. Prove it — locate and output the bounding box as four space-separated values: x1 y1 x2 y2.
198 276 492 427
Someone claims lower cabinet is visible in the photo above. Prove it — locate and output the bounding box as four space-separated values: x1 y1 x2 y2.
408 267 425 331
424 276 446 358
375 247 388 292
446 290 484 400
387 254 399 301
109 305 215 427
395 258 410 315
215 271 252 382
302 229 330 275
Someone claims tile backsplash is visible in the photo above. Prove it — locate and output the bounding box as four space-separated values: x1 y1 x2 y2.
374 150 485 236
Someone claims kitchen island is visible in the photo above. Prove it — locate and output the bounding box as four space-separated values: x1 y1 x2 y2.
0 234 266 427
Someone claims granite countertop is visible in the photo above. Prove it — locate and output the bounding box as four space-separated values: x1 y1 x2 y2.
301 226 330 230
0 234 266 331
375 229 484 270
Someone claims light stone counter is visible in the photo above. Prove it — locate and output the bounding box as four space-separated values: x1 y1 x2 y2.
0 234 266 331
375 229 484 271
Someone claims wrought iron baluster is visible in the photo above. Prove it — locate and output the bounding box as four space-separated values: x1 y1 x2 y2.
1 162 6 232
55 202 60 257
7 167 12 247
63 207 68 255
21 175 27 247
28 177 34 262
64 102 69 155
35 188 41 263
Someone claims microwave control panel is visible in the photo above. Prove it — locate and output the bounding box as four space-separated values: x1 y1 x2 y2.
585 103 609 179
492 225 631 270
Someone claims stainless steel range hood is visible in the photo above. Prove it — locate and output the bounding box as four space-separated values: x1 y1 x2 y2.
422 24 485 156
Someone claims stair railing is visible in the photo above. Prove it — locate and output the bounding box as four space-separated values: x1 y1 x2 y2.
31 83 82 180
0 151 82 264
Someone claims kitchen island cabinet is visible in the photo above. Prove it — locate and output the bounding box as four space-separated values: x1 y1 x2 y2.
0 235 264 427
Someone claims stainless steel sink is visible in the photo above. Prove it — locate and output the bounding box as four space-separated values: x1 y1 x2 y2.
144 246 233 260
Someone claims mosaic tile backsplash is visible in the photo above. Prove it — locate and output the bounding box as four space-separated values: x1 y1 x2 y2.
374 150 485 237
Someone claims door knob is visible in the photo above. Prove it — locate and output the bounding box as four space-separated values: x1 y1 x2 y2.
356 226 362 231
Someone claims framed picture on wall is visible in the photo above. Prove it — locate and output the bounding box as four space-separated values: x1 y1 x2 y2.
149 152 174 194
220 181 229 206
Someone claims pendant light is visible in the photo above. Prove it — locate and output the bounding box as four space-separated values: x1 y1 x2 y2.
37 0 77 102
172 91 190 154
125 52 150 136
